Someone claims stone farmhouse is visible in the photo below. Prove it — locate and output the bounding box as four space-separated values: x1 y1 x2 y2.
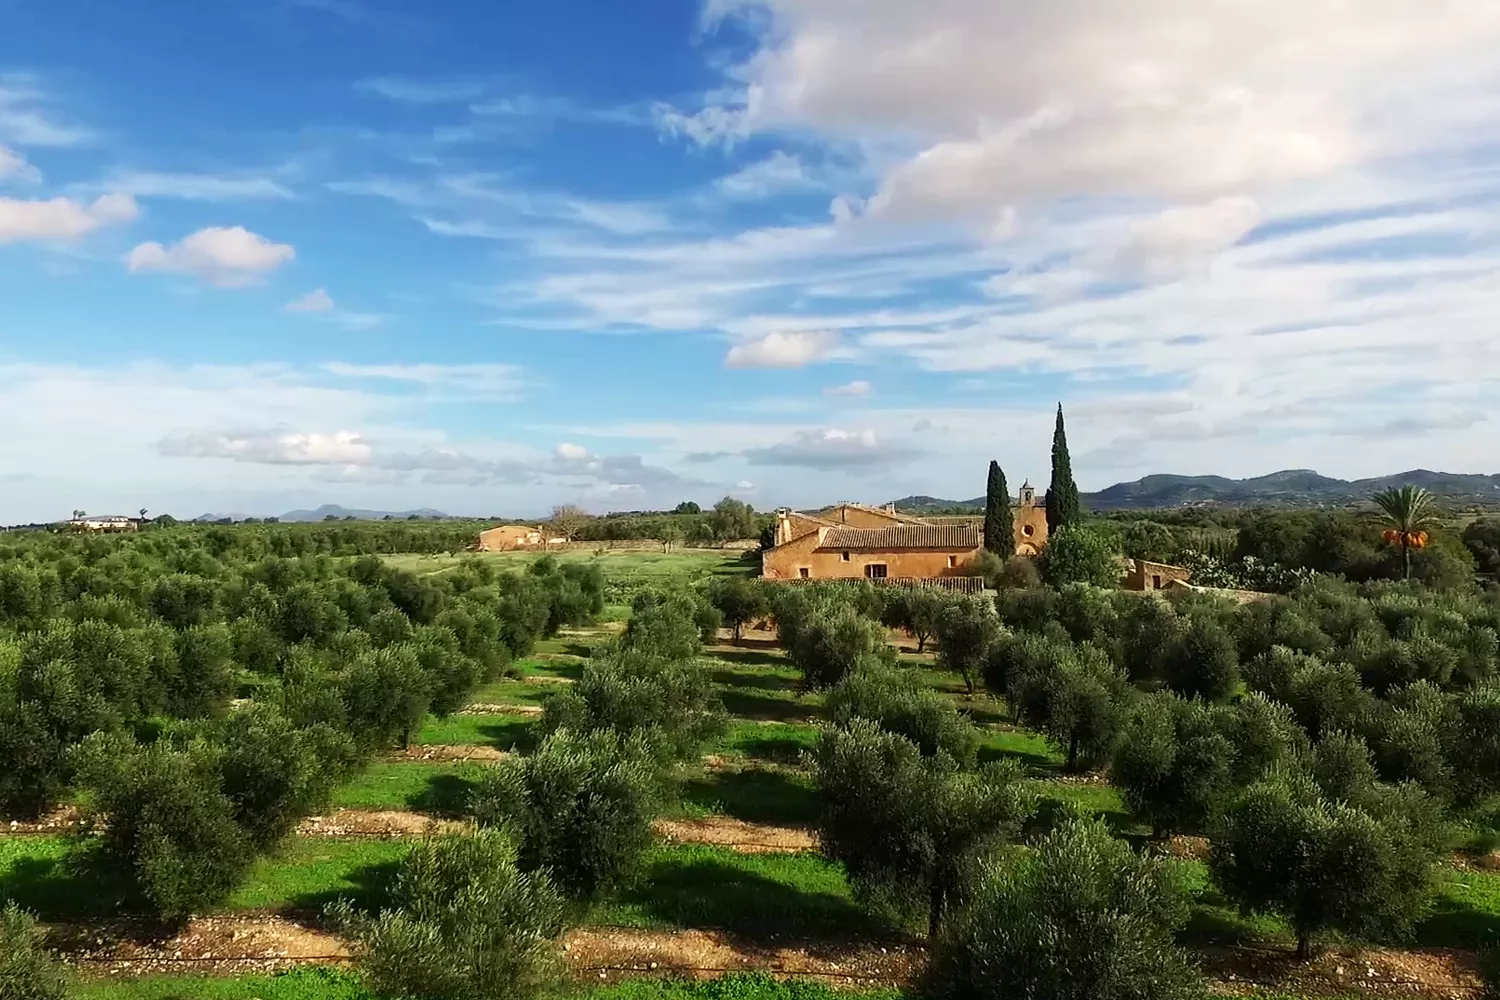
761 486 1050 584
67 515 141 533
476 524 556 552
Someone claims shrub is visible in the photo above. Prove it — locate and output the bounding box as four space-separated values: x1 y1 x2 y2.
1038 525 1122 588
814 720 1032 937
706 577 770 643
1161 616 1240 702
1112 693 1234 838
471 728 662 899
1309 730 1379 803
1221 692 1309 785
934 596 1002 695
1010 645 1132 771
72 731 251 922
882 589 948 653
332 830 565 1000
0 657 117 818
1452 684 1500 802
825 660 978 764
789 604 890 691
0 903 67 1000
624 588 712 660
924 816 1201 1000
1211 775 1445 958
996 555 1041 590
217 705 357 849
540 645 725 762
339 645 433 750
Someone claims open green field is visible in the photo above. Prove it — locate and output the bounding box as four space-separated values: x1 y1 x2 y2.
381 547 753 590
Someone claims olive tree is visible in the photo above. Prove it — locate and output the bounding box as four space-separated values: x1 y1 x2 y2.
826 660 978 763
883 588 948 653
471 728 662 899
72 731 251 922
1038 524 1121 588
1161 616 1240 702
1011 645 1132 771
935 595 1002 695
789 603 890 690
924 816 1202 1000
331 830 565 1000
814 720 1033 938
1112 693 1234 838
540 645 724 762
0 903 68 1000
705 577 770 643
1210 775 1446 959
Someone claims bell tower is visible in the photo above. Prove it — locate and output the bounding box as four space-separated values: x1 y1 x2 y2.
1018 481 1036 507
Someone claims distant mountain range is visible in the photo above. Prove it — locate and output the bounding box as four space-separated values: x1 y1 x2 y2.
893 469 1500 513
194 504 452 523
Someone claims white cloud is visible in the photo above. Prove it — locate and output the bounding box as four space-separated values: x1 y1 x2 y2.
97 170 294 201
0 193 137 244
555 442 591 461
161 429 373 465
126 226 295 287
0 77 95 147
322 362 523 399
287 288 335 313
725 329 840 368
825 380 871 397
715 151 815 200
0 145 40 184
357 77 487 104
742 427 917 470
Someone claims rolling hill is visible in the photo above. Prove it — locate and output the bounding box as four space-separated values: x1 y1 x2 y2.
892 469 1500 513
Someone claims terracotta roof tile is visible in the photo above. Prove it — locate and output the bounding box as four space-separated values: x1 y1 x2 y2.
820 524 982 550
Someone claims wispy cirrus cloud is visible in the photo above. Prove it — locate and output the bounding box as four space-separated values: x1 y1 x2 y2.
0 74 95 147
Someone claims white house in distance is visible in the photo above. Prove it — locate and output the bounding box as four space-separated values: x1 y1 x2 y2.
67 515 142 533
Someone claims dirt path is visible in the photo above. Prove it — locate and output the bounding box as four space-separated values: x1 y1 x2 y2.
1201 943 1482 998
563 927 918 988
461 702 545 716
385 745 510 762
4 805 84 835
53 917 1487 998
653 817 816 854
297 809 472 839
59 916 348 977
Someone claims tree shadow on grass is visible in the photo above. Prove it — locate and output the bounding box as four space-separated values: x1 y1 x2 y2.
718 690 818 724
0 852 135 922
288 859 404 919
710 666 799 691
407 773 481 817
615 856 878 938
1416 892 1500 950
976 742 1059 772
682 769 817 826
731 732 817 765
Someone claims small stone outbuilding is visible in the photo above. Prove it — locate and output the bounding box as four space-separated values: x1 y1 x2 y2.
1122 559 1192 592
477 524 548 552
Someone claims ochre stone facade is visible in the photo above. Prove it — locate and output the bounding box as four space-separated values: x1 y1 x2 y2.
477 524 547 552
1011 481 1049 557
762 523 984 581
1122 559 1192 592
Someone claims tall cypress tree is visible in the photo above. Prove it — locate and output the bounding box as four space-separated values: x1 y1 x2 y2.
1046 404 1081 530
984 461 1012 556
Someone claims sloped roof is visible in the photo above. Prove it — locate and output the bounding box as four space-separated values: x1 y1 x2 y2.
820 523 983 550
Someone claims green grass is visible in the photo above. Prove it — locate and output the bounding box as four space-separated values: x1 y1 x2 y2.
977 727 1063 771
591 844 884 937
73 970 907 1000
229 838 410 914
0 835 408 920
717 721 822 765
578 974 905 1000
72 969 372 1000
467 677 562 706
412 712 534 748
675 766 818 827
329 761 487 814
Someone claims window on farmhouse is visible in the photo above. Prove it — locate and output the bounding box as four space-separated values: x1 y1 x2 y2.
948 555 957 568
1152 574 1162 589
842 551 850 561
799 567 810 579
865 563 887 579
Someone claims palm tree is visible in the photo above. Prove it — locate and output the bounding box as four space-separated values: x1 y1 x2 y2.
1371 485 1438 580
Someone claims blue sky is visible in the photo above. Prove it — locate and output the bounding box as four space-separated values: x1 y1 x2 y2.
2 0 1499 521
